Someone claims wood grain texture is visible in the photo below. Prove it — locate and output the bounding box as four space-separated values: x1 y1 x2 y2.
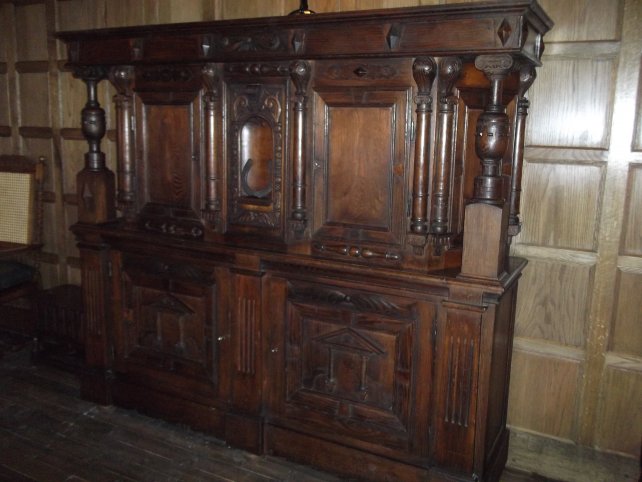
610 269 642 357
220 0 286 19
507 349 581 441
538 0 623 42
594 364 642 456
635 63 642 152
515 258 594 347
526 56 615 148
0 74 9 126
622 164 642 255
18 73 50 127
517 162 604 251
15 3 48 62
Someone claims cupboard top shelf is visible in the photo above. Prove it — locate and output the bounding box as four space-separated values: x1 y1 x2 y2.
56 0 553 67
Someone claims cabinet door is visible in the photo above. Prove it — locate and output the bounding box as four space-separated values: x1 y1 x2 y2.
111 251 224 402
265 277 435 458
310 60 412 263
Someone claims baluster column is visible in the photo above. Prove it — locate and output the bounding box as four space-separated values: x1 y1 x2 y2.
472 54 514 205
74 66 115 224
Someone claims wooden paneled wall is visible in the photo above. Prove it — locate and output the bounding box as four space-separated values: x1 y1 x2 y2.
0 0 639 463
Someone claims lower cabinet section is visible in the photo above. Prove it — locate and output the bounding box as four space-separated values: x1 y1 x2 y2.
82 248 521 481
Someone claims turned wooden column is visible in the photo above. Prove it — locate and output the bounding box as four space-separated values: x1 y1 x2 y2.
289 60 311 237
202 64 222 229
410 57 437 235
508 64 536 236
471 54 514 205
430 57 462 237
460 55 515 280
75 66 116 224
109 66 136 222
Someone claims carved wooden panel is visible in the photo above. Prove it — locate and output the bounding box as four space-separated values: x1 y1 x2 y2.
133 70 205 238
311 86 410 258
113 253 219 391
517 162 604 251
230 272 263 413
225 74 288 238
433 305 481 472
0 74 9 126
277 280 433 454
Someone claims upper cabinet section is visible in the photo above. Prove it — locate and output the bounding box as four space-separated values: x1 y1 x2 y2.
57 1 552 67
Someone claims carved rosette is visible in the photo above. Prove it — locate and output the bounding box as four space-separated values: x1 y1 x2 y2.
410 57 437 236
472 54 514 205
109 65 136 220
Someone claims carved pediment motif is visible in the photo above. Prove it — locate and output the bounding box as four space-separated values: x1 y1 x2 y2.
314 328 384 356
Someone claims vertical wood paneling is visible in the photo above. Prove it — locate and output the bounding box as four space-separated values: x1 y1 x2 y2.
220 0 286 19
622 165 642 255
18 73 50 126
538 0 622 42
0 75 10 126
526 55 615 149
594 363 642 455
610 269 642 357
15 3 48 61
508 349 581 440
515 259 594 347
518 162 604 251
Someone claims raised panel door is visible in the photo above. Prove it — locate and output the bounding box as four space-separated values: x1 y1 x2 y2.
266 277 436 459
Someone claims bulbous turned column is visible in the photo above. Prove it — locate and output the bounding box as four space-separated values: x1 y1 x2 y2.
74 66 116 224
472 54 514 206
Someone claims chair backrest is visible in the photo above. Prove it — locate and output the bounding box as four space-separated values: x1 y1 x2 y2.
0 155 45 248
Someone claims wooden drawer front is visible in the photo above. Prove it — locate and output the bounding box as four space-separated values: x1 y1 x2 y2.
112 253 220 396
274 279 435 456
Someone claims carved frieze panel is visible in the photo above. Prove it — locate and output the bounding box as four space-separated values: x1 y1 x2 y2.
226 79 286 235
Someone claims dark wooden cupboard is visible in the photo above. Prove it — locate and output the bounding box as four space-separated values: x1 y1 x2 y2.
58 2 553 480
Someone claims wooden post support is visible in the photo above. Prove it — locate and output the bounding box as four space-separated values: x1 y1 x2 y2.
75 66 116 225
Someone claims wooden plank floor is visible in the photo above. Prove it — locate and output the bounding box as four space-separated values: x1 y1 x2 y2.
0 338 562 482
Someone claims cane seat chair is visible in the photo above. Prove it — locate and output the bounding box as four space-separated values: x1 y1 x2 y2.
0 155 45 306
